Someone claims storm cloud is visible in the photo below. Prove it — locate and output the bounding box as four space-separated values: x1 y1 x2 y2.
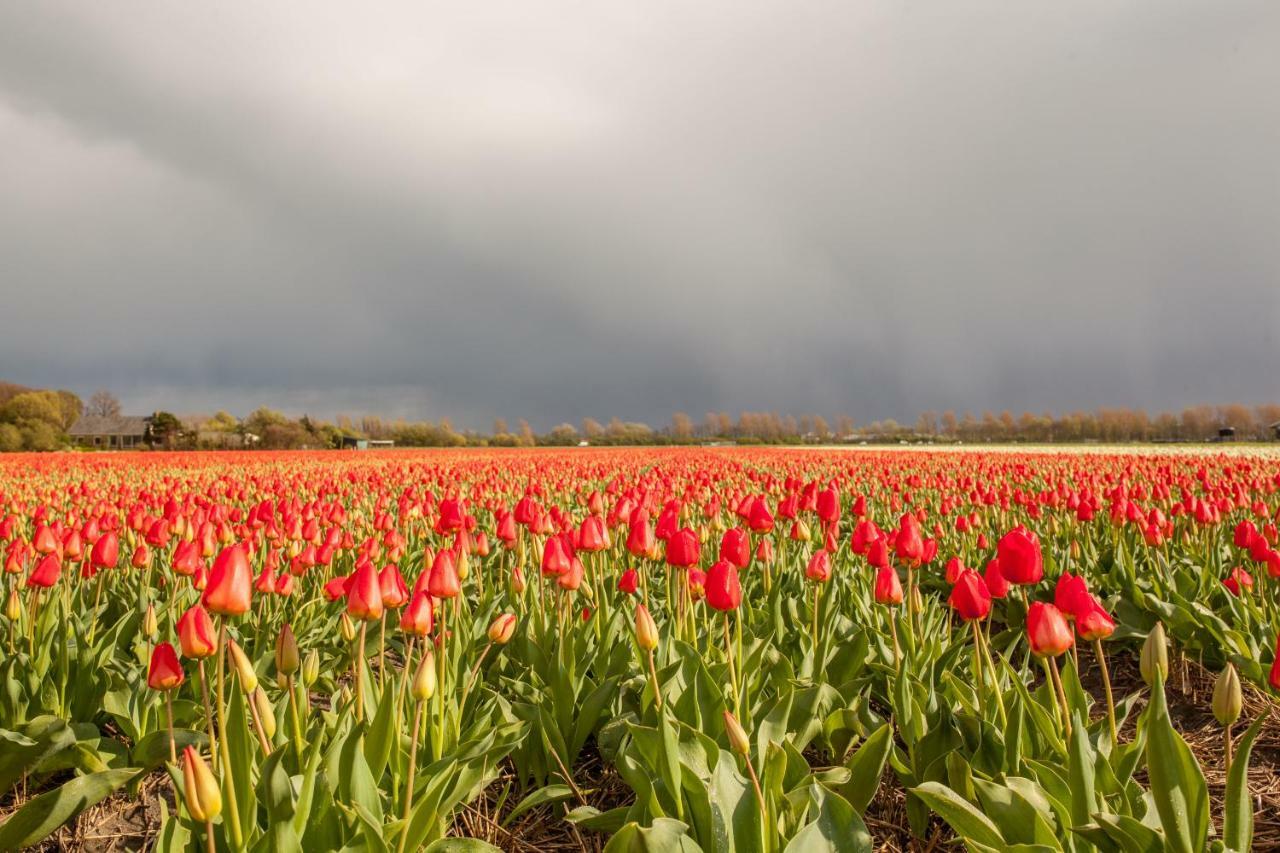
1 1 1277 429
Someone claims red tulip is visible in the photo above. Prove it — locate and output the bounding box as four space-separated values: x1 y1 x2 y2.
90 531 118 570
984 559 1009 599
1027 602 1073 657
666 528 700 568
399 591 434 636
705 560 741 611
27 553 61 588
1054 573 1090 617
626 514 655 558
203 544 252 616
719 528 751 569
177 605 217 658
427 550 461 599
998 527 1043 585
617 568 639 595
1075 596 1115 641
346 560 384 621
805 549 832 583
148 642 185 690
379 565 409 608
1270 634 1280 692
874 566 903 606
895 514 924 565
949 569 991 621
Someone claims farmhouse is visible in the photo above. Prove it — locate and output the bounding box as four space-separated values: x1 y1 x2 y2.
68 414 153 449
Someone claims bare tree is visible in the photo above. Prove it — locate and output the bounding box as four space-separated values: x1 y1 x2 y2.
87 389 122 418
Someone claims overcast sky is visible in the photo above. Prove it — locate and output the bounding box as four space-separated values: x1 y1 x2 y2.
1 2 1277 429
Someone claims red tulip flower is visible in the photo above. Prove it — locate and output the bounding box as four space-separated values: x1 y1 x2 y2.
1075 596 1116 641
949 569 992 621
148 642 185 691
27 553 61 588
427 549 461 599
617 568 639 595
705 560 741 611
666 528 700 568
203 544 252 617
1026 602 1073 657
90 531 119 570
719 528 750 569
346 560 384 621
997 527 1044 586
805 549 832 583
399 591 434 636
177 605 217 658
874 566 903 606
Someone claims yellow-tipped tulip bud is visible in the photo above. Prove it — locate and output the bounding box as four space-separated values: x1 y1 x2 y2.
456 550 469 580
1140 622 1168 686
339 612 357 643
253 688 276 740
723 710 751 756
302 649 320 687
275 623 299 677
1213 663 1242 726
5 588 20 622
487 613 517 645
635 603 659 651
142 603 158 640
227 639 258 693
181 747 222 822
412 650 437 701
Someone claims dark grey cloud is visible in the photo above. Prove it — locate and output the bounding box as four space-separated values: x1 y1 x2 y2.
1 1 1277 429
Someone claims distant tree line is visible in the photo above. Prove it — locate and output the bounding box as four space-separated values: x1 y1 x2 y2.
2 378 1279 451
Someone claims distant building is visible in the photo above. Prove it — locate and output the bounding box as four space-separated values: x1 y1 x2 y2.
340 437 395 450
1270 421 1280 440
1217 427 1236 441
68 414 153 449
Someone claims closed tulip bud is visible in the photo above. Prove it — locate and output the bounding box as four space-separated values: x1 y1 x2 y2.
178 605 217 659
1140 623 1168 685
1213 664 1242 726
275 623 299 676
227 639 258 693
412 650 437 701
511 564 527 594
340 612 357 642
302 649 320 687
635 603 659 651
253 687 276 739
723 710 751 756
142 603 158 639
5 588 20 622
488 613 517 644
181 747 222 822
147 642 185 690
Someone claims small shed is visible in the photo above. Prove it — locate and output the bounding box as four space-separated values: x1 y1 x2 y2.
340 437 395 450
68 415 153 449
1270 421 1280 440
1217 427 1236 442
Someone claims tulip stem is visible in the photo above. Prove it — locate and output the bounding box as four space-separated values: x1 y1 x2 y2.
1048 656 1072 740
723 613 739 709
378 612 387 691
216 620 245 850
462 642 492 703
1223 724 1234 777
888 610 901 670
971 620 986 721
811 584 820 657
198 659 217 759
397 701 424 853
286 674 304 764
742 756 768 847
165 691 177 764
1092 638 1117 744
647 648 663 711
355 622 367 721
204 820 216 853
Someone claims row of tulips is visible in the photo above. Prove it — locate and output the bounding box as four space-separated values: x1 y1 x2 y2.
0 447 1278 852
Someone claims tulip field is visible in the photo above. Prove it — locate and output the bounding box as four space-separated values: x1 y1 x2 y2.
3 447 1280 853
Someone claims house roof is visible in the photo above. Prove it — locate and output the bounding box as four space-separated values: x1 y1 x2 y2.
68 414 152 437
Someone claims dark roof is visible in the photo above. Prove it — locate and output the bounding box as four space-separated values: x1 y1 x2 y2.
68 414 152 437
